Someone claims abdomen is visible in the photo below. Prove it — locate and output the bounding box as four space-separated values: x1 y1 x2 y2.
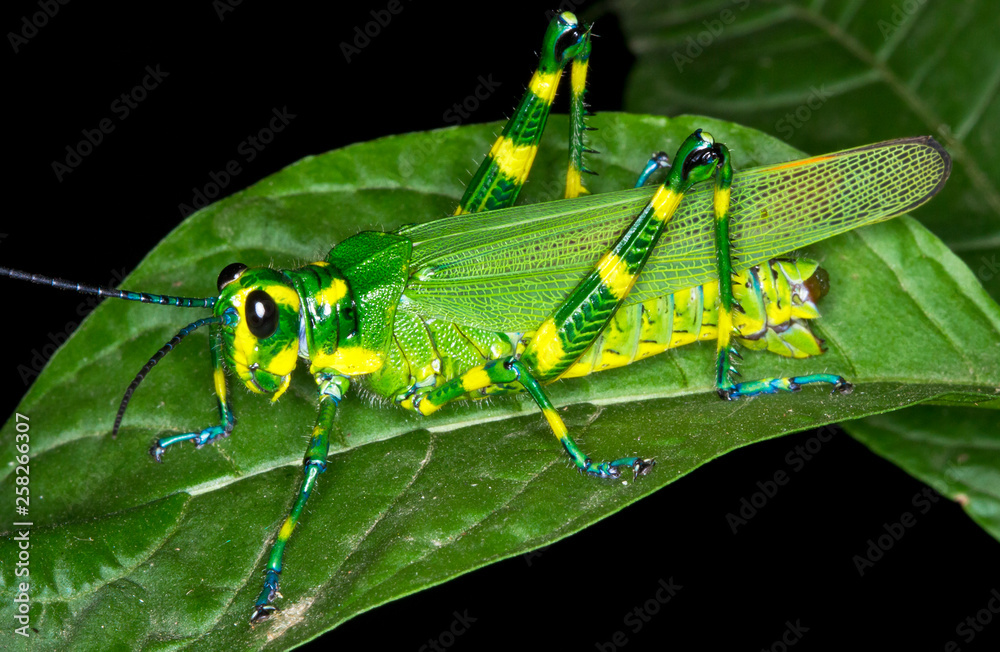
369 258 828 399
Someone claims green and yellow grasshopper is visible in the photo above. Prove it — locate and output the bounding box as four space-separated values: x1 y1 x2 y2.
0 12 951 625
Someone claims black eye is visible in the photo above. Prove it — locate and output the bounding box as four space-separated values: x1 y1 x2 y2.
245 290 278 339
217 263 248 293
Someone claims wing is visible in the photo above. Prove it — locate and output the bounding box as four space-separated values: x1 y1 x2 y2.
400 136 951 332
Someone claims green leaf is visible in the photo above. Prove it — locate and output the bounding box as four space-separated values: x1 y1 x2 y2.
847 405 1000 541
611 0 1000 299
2 114 998 650
609 0 1000 539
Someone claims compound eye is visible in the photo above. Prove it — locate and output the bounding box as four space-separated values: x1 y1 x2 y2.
245 289 278 339
217 263 248 293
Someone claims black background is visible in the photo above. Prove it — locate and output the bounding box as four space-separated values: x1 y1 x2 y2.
3 1 999 650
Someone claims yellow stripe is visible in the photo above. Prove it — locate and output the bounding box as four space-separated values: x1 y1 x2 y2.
651 187 682 222
571 59 588 97
213 367 227 403
488 137 538 185
717 307 733 352
278 518 295 541
596 252 635 300
417 396 440 416
529 318 566 376
714 187 731 220
596 349 630 370
542 406 569 439
528 70 562 104
461 366 492 392
636 340 670 360
560 359 592 378
317 278 348 306
320 345 384 375
564 165 588 199
669 331 698 348
268 346 299 377
271 374 292 402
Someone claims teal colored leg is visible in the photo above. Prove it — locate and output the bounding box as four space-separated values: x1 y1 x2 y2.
504 358 653 480
634 152 671 188
150 327 235 462
725 374 853 399
251 373 349 624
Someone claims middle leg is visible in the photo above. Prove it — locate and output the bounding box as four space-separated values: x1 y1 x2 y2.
400 358 652 479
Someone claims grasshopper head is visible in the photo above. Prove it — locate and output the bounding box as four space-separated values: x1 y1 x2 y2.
215 263 302 400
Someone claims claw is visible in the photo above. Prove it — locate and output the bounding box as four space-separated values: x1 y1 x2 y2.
585 456 657 480
250 605 277 625
834 380 854 395
717 387 736 401
251 569 281 624
149 443 166 463
633 458 655 478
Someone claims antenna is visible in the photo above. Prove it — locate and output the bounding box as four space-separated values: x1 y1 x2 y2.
0 267 217 308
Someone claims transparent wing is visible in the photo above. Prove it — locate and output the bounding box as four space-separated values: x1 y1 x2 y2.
401 137 951 332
